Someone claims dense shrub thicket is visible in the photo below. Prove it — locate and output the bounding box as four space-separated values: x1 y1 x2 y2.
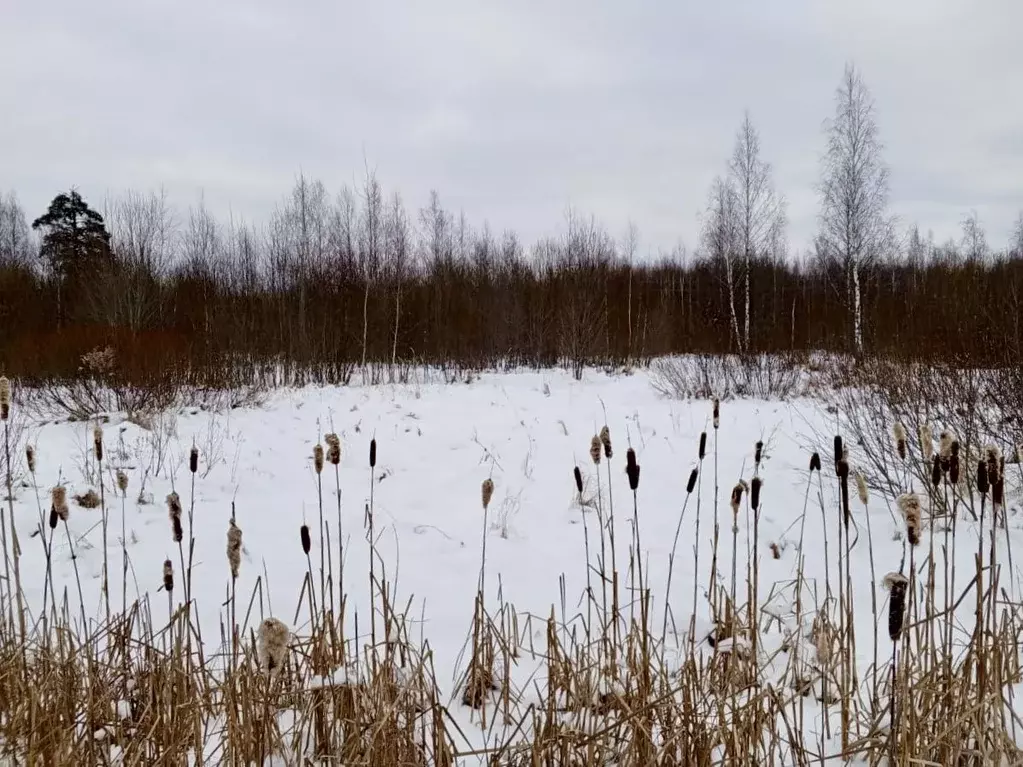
1 181 1022 392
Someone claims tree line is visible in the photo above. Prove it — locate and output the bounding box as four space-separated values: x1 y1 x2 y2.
2 64 1023 389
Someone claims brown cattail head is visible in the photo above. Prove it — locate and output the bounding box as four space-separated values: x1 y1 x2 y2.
730 481 746 516
884 572 909 642
949 441 960 485
893 422 908 461
481 478 494 510
626 447 637 471
687 468 698 494
116 469 129 496
699 432 707 460
855 471 869 506
573 466 583 495
898 493 922 546
313 444 324 475
25 445 35 474
0 376 10 421
48 506 58 529
809 452 821 473
919 424 934 463
369 438 377 468
189 446 199 474
931 454 942 489
227 519 242 578
93 424 103 462
833 435 844 470
257 617 290 674
838 459 850 527
325 433 341 465
712 397 720 429
52 486 69 521
751 476 762 511
754 440 763 466
300 524 311 555
589 435 602 465
599 426 612 459
626 457 640 491
167 492 183 542
977 458 990 495
993 460 1006 508
163 559 174 593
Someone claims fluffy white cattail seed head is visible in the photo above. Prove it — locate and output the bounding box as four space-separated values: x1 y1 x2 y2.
589 435 602 465
897 493 922 546
325 433 341 465
52 485 69 521
599 426 612 459
93 424 104 462
226 519 242 579
116 469 129 495
855 471 869 506
313 444 324 475
919 424 933 463
893 422 907 461
257 617 290 674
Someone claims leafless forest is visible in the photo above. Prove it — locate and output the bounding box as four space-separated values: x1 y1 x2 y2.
2 66 1022 391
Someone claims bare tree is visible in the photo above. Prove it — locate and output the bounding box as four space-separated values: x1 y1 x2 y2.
960 210 988 261
104 189 177 330
817 63 894 355
386 192 411 365
728 112 786 350
1011 212 1023 259
701 176 743 351
0 192 34 267
359 170 384 372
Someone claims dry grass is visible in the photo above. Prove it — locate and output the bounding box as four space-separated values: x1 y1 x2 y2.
2 381 1023 765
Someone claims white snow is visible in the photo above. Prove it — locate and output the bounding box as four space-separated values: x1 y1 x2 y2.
5 366 1023 762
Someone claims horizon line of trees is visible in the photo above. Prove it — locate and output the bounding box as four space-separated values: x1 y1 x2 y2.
3 63 1023 388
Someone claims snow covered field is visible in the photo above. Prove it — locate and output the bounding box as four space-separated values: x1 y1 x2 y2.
4 366 1023 763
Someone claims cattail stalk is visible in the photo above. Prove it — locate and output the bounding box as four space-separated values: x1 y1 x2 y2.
662 466 699 641
94 423 111 623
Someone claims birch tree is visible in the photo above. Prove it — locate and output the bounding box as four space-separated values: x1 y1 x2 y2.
728 112 785 351
701 176 743 351
817 64 894 355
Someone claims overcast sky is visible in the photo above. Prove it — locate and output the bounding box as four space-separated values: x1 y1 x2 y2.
3 1 1021 256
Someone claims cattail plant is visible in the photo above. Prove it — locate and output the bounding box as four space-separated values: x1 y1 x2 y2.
479 478 494 599
0 374 19 638
898 493 922 547
93 423 111 620
833 435 844 472
312 442 326 606
573 466 583 498
589 435 602 465
324 431 343 611
300 524 311 555
712 397 720 429
25 444 35 474
930 454 942 489
599 426 612 459
367 438 379 658
754 440 763 468
938 430 954 472
257 617 290 675
50 485 86 630
810 452 821 473
116 468 129 615
663 465 700 640
884 571 910 761
599 425 620 656
699 432 707 460
189 445 199 474
855 469 880 710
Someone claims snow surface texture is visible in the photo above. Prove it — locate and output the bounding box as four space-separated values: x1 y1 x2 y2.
4 367 1023 763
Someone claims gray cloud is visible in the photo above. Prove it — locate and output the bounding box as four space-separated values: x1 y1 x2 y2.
2 0 1020 254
